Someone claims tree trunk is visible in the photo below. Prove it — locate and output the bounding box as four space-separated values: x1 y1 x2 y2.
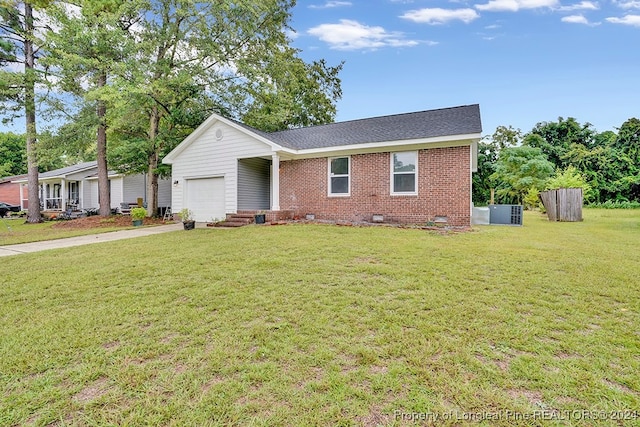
24 2 41 223
96 70 110 216
146 105 160 217
147 157 159 217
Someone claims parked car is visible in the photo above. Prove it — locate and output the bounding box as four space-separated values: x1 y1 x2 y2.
0 201 20 218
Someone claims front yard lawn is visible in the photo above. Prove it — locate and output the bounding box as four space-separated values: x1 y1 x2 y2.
1 210 639 426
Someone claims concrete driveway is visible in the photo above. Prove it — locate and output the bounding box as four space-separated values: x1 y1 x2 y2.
0 223 183 257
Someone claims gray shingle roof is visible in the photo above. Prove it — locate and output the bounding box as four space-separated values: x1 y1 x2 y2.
261 104 481 150
0 174 27 183
39 161 97 179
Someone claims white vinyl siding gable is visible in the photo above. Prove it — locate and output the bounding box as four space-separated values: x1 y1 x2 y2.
169 121 274 214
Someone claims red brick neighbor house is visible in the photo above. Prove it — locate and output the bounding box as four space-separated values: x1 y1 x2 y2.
0 174 28 209
162 104 482 226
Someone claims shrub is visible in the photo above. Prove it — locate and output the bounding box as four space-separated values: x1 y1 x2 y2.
179 208 194 222
546 166 594 202
523 187 543 211
131 207 147 220
588 200 640 209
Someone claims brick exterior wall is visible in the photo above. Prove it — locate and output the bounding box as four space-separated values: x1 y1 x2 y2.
0 182 25 207
279 146 471 226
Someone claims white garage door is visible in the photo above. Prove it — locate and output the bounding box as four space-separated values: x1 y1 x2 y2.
185 177 225 222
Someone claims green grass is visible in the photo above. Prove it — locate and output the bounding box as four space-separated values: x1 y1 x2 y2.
1 209 639 426
0 219 126 245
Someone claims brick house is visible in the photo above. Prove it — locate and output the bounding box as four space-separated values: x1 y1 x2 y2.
0 174 28 209
162 104 482 226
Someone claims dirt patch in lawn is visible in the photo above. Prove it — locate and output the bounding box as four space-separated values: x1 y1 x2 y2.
51 215 171 230
73 377 111 403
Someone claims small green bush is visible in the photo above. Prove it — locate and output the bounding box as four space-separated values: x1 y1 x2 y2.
179 208 194 222
546 166 594 202
523 187 543 211
131 207 147 220
588 200 640 209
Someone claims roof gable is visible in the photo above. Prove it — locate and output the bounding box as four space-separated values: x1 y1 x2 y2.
163 114 285 163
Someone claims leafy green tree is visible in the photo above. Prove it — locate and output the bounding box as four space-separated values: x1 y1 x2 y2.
44 1 140 216
107 0 342 216
490 146 555 204
0 132 26 176
609 118 640 201
491 125 522 149
472 140 499 205
0 0 51 222
525 117 597 169
472 126 520 205
242 52 343 132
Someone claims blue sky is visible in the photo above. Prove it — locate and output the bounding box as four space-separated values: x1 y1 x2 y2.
1 1 637 137
290 0 640 136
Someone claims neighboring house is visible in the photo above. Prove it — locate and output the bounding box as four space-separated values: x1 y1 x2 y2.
0 174 28 208
163 104 482 226
12 161 172 214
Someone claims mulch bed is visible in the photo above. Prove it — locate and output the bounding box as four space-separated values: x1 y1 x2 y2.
51 215 172 230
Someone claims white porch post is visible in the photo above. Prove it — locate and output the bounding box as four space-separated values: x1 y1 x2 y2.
271 153 280 211
60 178 66 210
19 183 25 210
79 180 84 209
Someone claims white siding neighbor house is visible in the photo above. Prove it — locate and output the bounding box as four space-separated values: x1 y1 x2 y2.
14 161 172 215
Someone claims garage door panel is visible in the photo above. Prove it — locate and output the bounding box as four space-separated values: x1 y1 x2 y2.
185 177 225 222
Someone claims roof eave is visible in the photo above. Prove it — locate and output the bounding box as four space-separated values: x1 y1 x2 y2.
13 164 99 183
276 133 482 160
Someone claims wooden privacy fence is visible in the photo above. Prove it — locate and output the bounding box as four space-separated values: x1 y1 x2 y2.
539 188 583 222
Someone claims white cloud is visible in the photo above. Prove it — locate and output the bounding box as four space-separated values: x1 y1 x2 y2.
484 24 502 28
556 1 599 11
476 0 558 12
561 14 590 23
606 14 640 25
614 0 640 8
285 29 299 40
400 8 480 24
307 20 424 50
308 1 352 9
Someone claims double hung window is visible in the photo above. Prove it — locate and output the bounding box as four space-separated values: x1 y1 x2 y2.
391 151 417 195
329 157 350 196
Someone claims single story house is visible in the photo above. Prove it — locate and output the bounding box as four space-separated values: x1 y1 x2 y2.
162 104 482 226
0 174 28 208
13 161 172 214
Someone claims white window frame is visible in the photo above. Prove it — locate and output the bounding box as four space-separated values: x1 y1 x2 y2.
328 156 350 197
390 151 418 196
